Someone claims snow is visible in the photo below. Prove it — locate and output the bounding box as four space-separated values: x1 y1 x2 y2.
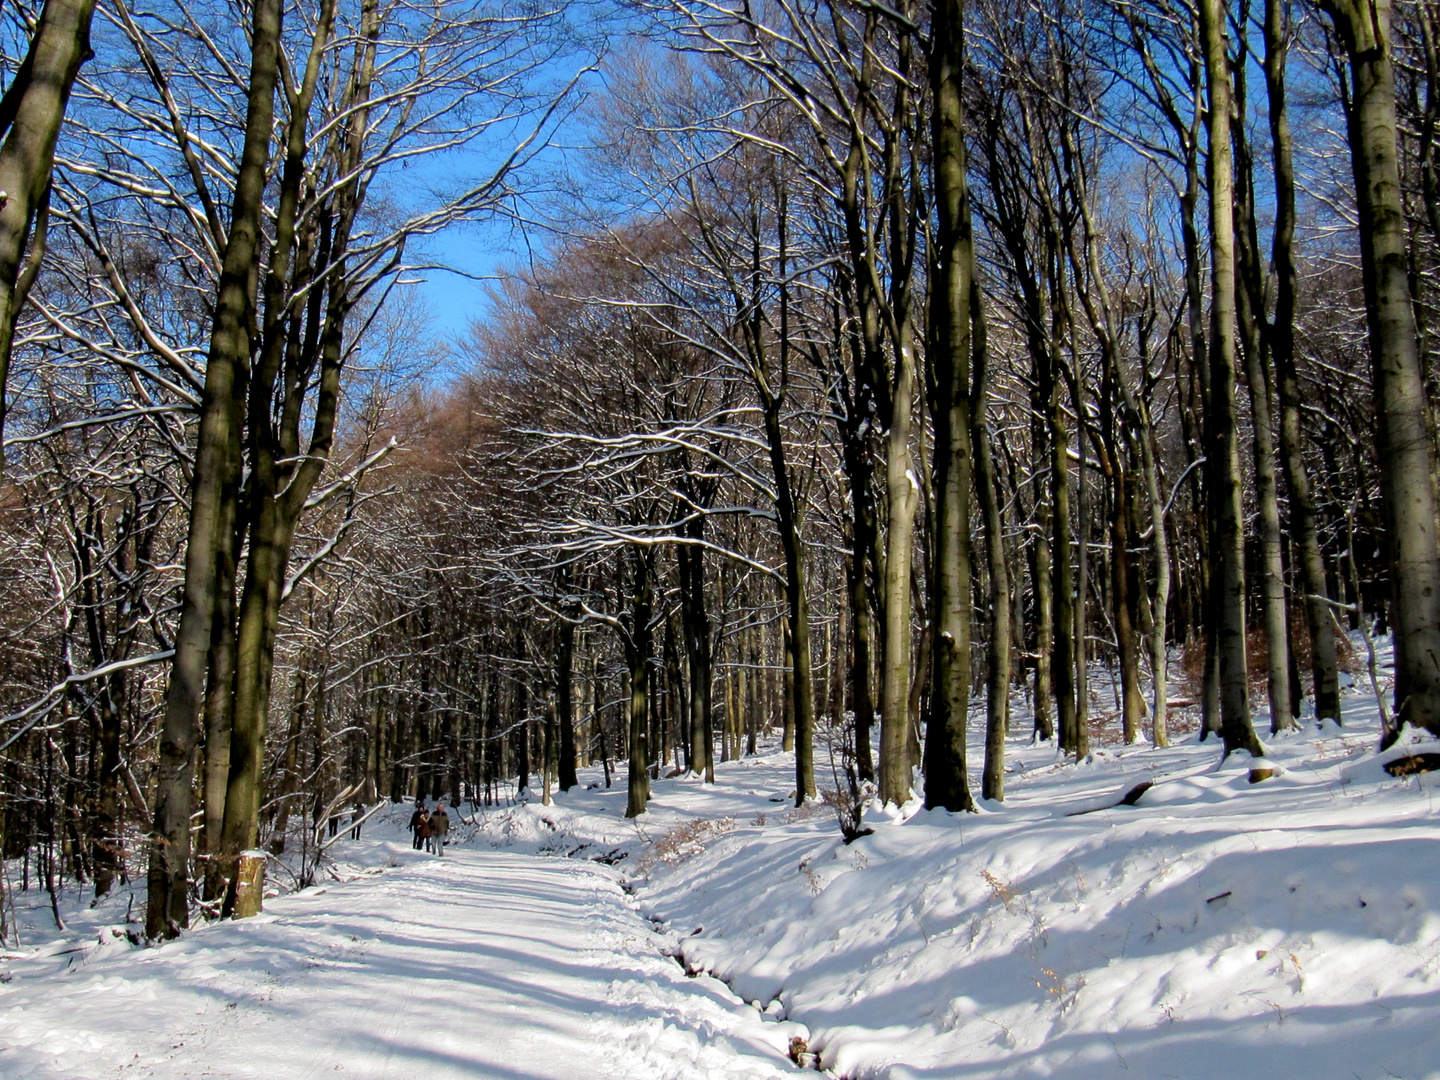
6 652 1440 1079
463 676 1440 1079
1 835 805 1078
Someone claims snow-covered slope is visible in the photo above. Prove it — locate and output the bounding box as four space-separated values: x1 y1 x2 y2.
480 694 1440 1080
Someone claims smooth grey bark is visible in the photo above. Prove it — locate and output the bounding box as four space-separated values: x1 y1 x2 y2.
1119 2 1199 748
200 483 241 901
1110 445 1145 744
1063 117 1144 749
923 0 976 813
975 96 1054 744
678 532 712 781
1321 0 1440 736
1046 343 1078 755
1177 72 1223 744
1231 41 1295 735
749 189 814 803
1016 109 1078 755
1235 144 1295 735
971 283 1010 801
879 321 919 808
1071 359 1091 761
1031 420 1055 742
1199 0 1265 758
1119 361 1172 746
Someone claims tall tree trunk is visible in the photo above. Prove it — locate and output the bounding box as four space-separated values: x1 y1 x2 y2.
973 285 1011 798
364 662 382 804
542 696 556 806
219 494 294 913
557 603 578 792
679 540 708 778
0 0 98 479
1046 348 1078 754
1031 429 1056 742
1200 0 1265 758
1265 0 1340 723
1135 394 1171 745
145 0 281 940
1323 0 1440 734
515 673 530 795
880 328 919 805
760 387 814 801
874 7 922 806
624 549 653 818
847 530 877 778
745 616 759 756
1233 77 1295 735
1112 463 1145 745
789 588 815 804
219 0 360 915
90 674 123 899
200 489 240 902
924 0 976 813
1175 104 1223 743
1072 375 1091 760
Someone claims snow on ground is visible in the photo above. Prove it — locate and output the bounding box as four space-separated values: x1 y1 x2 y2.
6 645 1440 1080
0 824 808 1079
472 673 1440 1079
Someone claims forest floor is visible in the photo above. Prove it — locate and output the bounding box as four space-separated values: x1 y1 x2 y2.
0 840 807 1079
5 652 1440 1079
469 669 1440 1080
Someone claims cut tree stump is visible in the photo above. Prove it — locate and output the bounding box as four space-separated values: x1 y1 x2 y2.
232 851 266 918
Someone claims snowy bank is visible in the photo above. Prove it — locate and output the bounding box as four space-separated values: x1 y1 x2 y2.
478 694 1440 1080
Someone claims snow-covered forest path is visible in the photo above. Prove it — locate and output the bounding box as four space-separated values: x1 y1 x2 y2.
2 849 803 1080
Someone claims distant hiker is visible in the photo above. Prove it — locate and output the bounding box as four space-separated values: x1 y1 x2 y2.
409 801 428 850
430 802 450 856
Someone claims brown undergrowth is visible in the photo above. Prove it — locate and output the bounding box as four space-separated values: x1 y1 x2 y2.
636 816 735 876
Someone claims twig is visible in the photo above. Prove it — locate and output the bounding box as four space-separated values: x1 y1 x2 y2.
319 800 388 853
1309 594 1392 734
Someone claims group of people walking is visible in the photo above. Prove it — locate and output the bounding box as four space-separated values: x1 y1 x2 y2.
408 800 451 855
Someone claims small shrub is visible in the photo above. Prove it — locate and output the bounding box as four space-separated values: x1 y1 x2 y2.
798 857 823 895
982 869 1020 910
636 816 735 875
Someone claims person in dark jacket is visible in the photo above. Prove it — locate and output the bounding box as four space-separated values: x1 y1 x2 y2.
408 801 428 850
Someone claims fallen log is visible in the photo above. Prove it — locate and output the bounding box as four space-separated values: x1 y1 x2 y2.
1384 753 1440 777
1065 781 1153 816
